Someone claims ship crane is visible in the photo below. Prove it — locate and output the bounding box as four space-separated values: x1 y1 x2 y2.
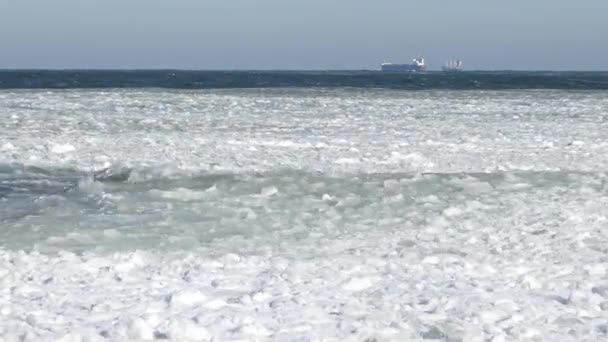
442 59 464 72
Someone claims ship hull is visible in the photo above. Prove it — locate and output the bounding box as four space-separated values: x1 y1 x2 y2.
381 64 425 72
442 67 463 72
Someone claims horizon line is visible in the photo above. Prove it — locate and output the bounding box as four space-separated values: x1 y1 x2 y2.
1 68 607 73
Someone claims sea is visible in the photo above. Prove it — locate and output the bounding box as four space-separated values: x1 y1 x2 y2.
1 71 608 341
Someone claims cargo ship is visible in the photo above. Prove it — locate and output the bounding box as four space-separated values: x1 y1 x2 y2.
381 56 426 72
442 60 463 72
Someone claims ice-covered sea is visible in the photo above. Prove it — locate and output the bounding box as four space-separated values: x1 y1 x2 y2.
1 88 608 341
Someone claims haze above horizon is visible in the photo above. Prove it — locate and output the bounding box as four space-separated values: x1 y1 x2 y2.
1 0 607 71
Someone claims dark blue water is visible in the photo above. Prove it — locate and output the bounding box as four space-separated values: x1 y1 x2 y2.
1 70 607 90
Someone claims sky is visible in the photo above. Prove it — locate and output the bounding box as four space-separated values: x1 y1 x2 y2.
1 0 607 70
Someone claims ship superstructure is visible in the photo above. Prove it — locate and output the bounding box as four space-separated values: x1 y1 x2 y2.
381 56 426 72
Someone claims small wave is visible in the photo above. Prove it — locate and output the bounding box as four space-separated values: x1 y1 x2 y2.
93 166 133 182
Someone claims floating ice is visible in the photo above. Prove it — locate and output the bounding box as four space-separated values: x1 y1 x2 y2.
342 277 375 292
1 88 608 340
50 143 76 154
149 188 208 201
0 142 15 151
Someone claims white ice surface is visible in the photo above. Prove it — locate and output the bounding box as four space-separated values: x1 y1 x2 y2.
2 89 608 174
1 89 608 341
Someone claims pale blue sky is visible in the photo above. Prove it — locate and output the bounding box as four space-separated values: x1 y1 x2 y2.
1 0 606 70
